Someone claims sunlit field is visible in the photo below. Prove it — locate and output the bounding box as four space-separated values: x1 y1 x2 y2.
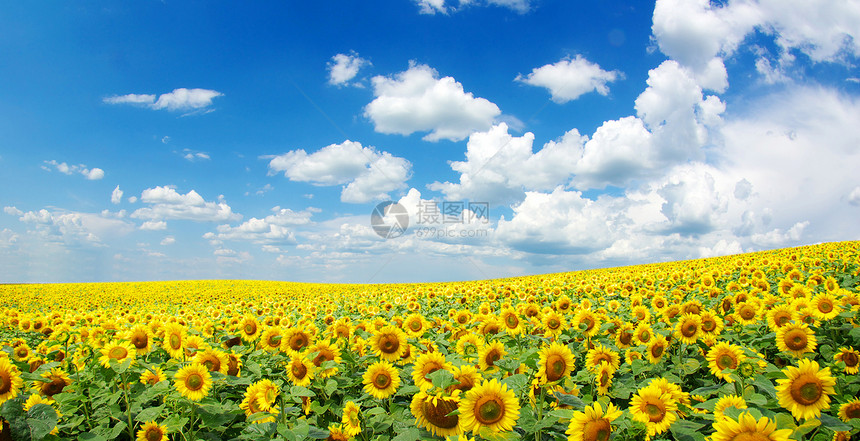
1 241 859 441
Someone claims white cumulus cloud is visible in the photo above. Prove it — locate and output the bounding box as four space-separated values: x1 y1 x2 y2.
328 52 370 86
516 55 621 103
268 140 411 203
104 88 223 113
364 63 501 142
111 186 123 204
42 160 105 180
131 186 241 222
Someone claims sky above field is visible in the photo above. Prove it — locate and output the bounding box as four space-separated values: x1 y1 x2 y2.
1 0 859 283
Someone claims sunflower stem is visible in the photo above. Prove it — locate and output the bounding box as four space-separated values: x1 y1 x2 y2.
119 371 135 441
535 385 546 441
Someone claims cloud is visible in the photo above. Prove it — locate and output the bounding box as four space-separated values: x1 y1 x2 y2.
429 123 584 205
0 228 19 248
204 206 317 244
182 150 211 161
328 52 370 86
160 236 176 246
104 88 223 113
516 55 621 103
268 140 411 203
9 207 134 246
140 220 167 231
414 0 531 14
364 63 501 141
130 186 242 222
111 186 123 204
42 160 105 180
849 187 860 206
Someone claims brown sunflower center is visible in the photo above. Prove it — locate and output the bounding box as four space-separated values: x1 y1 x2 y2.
132 334 148 349
651 344 664 358
379 334 400 354
169 334 181 349
109 347 128 360
289 333 309 351
728 431 772 441
638 330 651 342
409 321 422 331
422 397 459 429
145 428 164 441
619 330 633 345
774 313 791 327
374 372 391 389
0 373 9 394
545 354 567 382
243 323 257 335
267 334 282 347
505 315 519 328
583 418 612 441
718 353 738 370
842 352 859 367
784 329 809 351
458 315 469 324
484 350 501 368
312 348 334 367
474 396 505 425
291 362 308 379
203 357 220 372
42 378 67 396
739 306 756 320
547 318 560 330
789 374 823 406
186 373 204 391
845 404 860 419
701 319 716 332
682 322 698 337
644 402 666 422
422 362 444 381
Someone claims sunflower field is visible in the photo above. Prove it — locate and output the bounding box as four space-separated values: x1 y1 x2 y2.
1 241 859 441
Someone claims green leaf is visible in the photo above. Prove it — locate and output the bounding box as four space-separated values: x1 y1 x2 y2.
324 379 339 396
669 419 706 436
774 413 796 431
306 425 330 439
501 373 528 396
746 393 768 406
427 369 457 390
26 403 59 441
391 427 420 441
291 385 315 397
684 359 701 374
162 414 189 432
793 418 820 437
134 405 165 422
819 414 852 431
549 409 575 420
78 433 108 441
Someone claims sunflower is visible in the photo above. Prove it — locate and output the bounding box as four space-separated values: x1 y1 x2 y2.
734 302 760 325
136 421 168 441
411 391 463 437
775 359 836 420
775 322 817 358
835 347 860 374
307 339 342 378
282 327 314 354
629 384 677 438
810 292 841 320
99 340 136 368
193 348 229 374
615 322 635 348
23 394 60 435
713 395 747 421
403 313 428 338
286 355 315 387
341 401 362 437
0 357 23 405
458 378 520 434
140 367 167 385
838 397 860 422
625 349 643 365
766 304 795 332
455 334 484 359
237 316 261 342
448 364 482 394
594 362 614 396
706 342 746 382
226 352 243 377
699 310 723 337
711 412 791 441
35 368 71 398
362 361 400 399
536 342 574 384
413 352 453 391
327 424 351 441
330 320 353 341
183 335 210 358
566 401 622 441
174 363 212 401
125 325 152 355
12 343 32 362
259 327 284 352
646 335 668 365
541 310 566 339
241 379 280 419
584 344 620 372
370 325 408 362
573 309 601 337
633 322 653 346
499 308 523 335
673 313 701 345
161 323 186 359
474 341 504 372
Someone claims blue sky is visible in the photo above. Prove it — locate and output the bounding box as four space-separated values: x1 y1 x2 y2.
2 0 859 283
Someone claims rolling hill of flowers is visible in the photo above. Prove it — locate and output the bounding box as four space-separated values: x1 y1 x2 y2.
1 241 859 441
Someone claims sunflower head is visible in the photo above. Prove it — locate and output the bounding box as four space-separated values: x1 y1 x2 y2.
362 361 400 400
776 359 836 420
411 391 462 437
173 363 212 402
136 421 169 441
458 378 520 434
